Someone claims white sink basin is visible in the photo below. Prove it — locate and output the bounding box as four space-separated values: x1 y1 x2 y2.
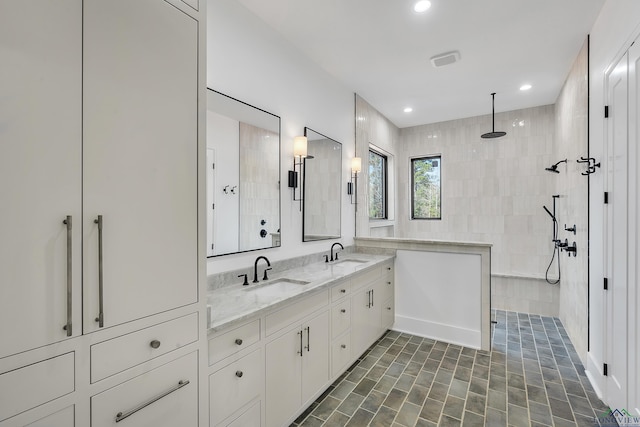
331 259 368 268
244 278 309 298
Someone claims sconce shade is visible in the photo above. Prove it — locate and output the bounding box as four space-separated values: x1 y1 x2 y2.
293 136 308 157
351 157 362 173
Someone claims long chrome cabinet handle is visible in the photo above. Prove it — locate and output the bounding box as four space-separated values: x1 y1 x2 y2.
63 216 72 336
305 326 310 352
115 380 190 423
298 330 303 356
94 215 104 327
371 289 374 307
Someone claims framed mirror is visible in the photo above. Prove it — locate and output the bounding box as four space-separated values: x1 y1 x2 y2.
206 89 281 257
303 127 342 241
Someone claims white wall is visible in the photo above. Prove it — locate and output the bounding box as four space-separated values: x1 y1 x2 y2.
395 250 483 349
587 0 640 398
206 0 355 274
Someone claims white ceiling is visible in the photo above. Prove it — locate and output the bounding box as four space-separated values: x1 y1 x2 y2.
233 0 604 128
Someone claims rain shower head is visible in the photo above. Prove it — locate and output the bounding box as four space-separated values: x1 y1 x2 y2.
545 159 567 173
481 93 507 139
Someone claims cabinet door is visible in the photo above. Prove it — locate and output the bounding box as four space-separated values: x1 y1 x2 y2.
301 311 329 403
351 287 377 357
265 329 302 427
0 0 82 358
82 0 198 332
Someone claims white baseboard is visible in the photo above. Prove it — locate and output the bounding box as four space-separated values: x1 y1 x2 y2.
393 315 481 349
586 351 605 401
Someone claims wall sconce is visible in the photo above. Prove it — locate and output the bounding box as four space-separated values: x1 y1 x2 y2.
288 136 309 211
347 157 361 205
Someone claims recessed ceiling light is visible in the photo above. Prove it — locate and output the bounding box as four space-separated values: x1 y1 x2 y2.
520 84 532 91
404 107 413 113
413 1 431 13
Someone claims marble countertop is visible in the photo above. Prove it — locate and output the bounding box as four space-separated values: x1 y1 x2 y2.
206 253 394 333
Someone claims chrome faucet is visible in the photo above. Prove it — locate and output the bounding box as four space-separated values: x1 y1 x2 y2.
253 256 271 283
330 243 344 262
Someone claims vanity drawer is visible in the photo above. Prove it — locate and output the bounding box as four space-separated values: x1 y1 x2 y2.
91 351 198 427
331 280 351 302
265 290 329 336
209 347 263 426
350 266 381 291
91 313 198 383
331 333 351 377
209 318 261 366
331 299 351 339
0 352 74 422
379 276 394 303
381 297 395 330
382 262 393 276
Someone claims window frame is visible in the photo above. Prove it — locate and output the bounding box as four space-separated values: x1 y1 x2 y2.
368 148 388 220
410 155 442 220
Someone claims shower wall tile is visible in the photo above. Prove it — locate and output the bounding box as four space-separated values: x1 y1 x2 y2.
554 39 589 364
396 105 557 282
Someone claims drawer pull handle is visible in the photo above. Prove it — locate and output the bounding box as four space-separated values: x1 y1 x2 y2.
235 338 243 346
94 215 104 328
387 307 392 310
115 379 189 423
387 267 391 271
150 340 161 349
387 281 391 285
340 309 346 313
235 371 243 378
340 289 346 293
341 344 346 349
63 215 73 336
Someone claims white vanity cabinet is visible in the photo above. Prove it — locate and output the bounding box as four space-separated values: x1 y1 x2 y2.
379 263 395 331
265 293 330 427
351 262 394 357
208 317 263 427
209 348 263 426
330 279 352 377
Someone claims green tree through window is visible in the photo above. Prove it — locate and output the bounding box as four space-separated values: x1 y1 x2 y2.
412 156 441 219
369 149 387 219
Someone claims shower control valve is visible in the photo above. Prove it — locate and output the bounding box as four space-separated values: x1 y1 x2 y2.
561 239 577 257
564 224 576 235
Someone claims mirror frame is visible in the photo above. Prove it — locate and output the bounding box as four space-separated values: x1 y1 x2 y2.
206 88 282 257
302 127 342 242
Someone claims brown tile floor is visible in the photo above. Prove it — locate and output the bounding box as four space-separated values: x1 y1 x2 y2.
291 310 615 427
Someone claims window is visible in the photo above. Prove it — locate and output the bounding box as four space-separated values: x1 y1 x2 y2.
369 149 387 219
411 156 441 219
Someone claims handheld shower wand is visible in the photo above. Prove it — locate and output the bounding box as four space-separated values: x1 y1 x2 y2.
543 196 561 285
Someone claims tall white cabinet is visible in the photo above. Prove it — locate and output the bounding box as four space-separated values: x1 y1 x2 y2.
0 1 204 425
0 0 83 360
82 0 198 333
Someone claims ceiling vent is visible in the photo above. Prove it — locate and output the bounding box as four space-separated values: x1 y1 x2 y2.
430 51 460 68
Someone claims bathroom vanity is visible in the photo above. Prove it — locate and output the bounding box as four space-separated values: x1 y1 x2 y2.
206 254 394 427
